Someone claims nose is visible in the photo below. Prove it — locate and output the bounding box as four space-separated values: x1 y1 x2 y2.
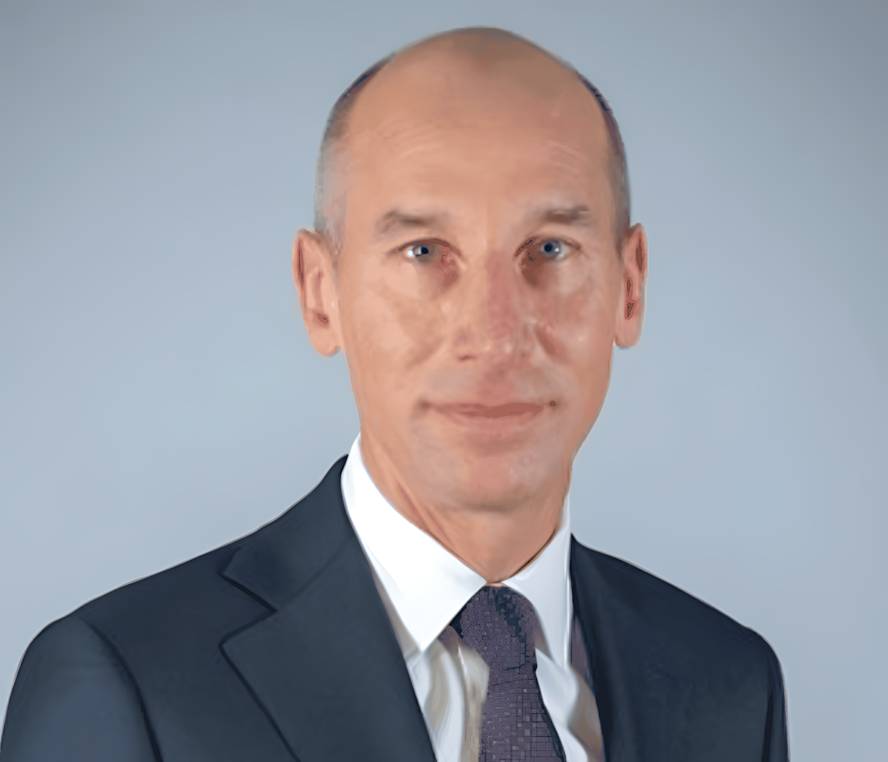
451 254 535 363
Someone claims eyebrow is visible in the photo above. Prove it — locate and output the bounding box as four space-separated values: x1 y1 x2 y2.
371 203 597 241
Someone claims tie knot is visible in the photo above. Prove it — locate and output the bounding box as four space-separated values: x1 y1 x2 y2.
451 585 539 671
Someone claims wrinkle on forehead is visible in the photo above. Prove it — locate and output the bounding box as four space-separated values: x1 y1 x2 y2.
347 116 451 158
344 118 606 200
345 92 606 176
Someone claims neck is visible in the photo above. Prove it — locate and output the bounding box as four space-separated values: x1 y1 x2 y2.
359 432 567 583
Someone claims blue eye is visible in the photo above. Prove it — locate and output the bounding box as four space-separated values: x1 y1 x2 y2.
404 241 437 261
535 238 568 260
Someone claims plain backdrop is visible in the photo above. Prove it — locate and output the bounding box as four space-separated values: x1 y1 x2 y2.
1 1 885 759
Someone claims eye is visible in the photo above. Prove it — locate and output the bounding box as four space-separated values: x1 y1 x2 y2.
529 237 571 261
401 240 442 263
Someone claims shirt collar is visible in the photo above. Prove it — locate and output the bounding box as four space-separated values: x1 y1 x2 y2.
340 431 573 670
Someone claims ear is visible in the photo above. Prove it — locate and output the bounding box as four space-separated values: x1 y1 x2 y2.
291 228 343 357
613 222 648 349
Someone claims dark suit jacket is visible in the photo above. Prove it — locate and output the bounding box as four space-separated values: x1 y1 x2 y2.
1 454 789 761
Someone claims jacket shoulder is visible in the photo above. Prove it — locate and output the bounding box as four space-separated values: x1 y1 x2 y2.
573 540 783 681
57 517 278 659
1 615 161 760
72 535 246 624
573 541 790 758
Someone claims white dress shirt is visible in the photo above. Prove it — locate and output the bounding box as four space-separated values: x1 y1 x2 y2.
340 431 605 762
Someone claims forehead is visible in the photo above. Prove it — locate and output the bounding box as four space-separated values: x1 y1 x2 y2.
337 57 611 222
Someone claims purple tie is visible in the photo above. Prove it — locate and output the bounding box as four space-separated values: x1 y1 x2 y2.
451 585 567 761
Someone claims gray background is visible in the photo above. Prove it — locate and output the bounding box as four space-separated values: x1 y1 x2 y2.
2 1 885 759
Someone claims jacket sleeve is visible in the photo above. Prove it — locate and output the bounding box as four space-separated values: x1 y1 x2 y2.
758 632 790 762
0 615 160 762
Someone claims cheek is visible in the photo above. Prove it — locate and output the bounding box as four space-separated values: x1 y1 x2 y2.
541 272 615 359
347 280 446 375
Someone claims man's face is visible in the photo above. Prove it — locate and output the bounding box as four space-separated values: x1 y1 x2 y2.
297 50 646 514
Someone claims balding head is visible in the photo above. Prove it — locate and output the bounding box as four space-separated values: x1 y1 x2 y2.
313 26 630 263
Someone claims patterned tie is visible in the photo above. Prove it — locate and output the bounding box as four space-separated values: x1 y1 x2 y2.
451 585 567 761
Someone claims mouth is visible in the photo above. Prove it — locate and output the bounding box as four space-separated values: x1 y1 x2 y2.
436 401 546 418
432 401 548 440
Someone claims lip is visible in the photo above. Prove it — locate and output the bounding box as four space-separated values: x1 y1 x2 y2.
432 402 548 443
436 401 546 418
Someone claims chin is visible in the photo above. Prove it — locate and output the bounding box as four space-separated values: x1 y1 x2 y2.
454 450 551 492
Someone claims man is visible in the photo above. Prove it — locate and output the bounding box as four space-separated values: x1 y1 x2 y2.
1 25 789 761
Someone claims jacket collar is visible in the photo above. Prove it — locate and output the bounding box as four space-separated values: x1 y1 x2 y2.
219 454 694 762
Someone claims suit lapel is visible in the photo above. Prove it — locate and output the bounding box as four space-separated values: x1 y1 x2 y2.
219 455 437 762
570 537 696 762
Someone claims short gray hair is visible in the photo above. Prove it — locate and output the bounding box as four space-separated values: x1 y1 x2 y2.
313 36 631 261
